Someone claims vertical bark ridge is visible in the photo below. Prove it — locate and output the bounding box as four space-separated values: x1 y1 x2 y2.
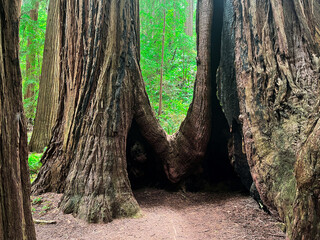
221 0 320 237
34 0 141 222
293 113 320 239
0 0 36 239
29 0 60 153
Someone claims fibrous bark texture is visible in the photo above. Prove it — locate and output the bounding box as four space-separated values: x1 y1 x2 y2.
218 0 320 238
0 0 36 239
217 0 253 191
32 0 212 223
29 0 60 153
33 0 142 223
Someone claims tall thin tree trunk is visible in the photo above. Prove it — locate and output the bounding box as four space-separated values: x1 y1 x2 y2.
29 0 60 153
185 0 194 36
0 0 36 239
158 0 166 116
24 1 39 116
182 47 186 82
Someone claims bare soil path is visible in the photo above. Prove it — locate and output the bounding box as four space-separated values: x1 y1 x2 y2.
33 188 286 240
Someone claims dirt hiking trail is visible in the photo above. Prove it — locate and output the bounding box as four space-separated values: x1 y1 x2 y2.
33 188 286 240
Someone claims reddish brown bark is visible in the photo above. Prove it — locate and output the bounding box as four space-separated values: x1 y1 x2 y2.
29 0 60 153
218 0 320 238
0 0 36 239
32 0 212 223
31 0 320 238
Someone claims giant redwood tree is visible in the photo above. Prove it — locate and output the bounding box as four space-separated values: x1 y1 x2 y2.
218 0 320 239
0 0 36 239
32 0 212 222
32 0 319 239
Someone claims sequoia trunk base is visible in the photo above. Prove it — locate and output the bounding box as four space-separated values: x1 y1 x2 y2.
32 0 213 223
218 0 320 238
31 0 320 238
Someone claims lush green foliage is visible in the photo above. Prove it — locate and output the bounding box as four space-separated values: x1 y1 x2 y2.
140 0 197 134
28 152 43 175
28 150 45 182
20 0 48 121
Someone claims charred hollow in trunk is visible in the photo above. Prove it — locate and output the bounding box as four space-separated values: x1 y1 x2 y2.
203 0 252 190
126 120 169 189
126 0 251 193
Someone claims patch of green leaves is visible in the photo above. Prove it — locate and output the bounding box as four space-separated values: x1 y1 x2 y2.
32 196 43 205
28 152 43 174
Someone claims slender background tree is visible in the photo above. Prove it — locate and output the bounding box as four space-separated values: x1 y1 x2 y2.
29 0 60 153
24 1 39 107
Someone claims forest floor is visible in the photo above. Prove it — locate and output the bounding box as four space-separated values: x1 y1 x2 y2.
32 188 286 240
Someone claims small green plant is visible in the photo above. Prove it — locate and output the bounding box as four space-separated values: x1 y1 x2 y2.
39 201 52 215
42 203 51 211
32 196 43 205
28 152 43 174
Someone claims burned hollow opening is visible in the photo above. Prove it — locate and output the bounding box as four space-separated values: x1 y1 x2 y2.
202 0 253 192
126 120 170 190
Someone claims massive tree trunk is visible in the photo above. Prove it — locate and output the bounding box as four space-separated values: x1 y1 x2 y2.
32 0 212 222
29 0 60 153
0 0 36 239
218 0 320 238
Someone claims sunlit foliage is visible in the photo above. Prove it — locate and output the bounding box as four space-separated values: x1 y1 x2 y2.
140 0 197 134
20 0 48 121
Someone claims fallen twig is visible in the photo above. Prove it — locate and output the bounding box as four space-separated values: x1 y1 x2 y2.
33 219 57 225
